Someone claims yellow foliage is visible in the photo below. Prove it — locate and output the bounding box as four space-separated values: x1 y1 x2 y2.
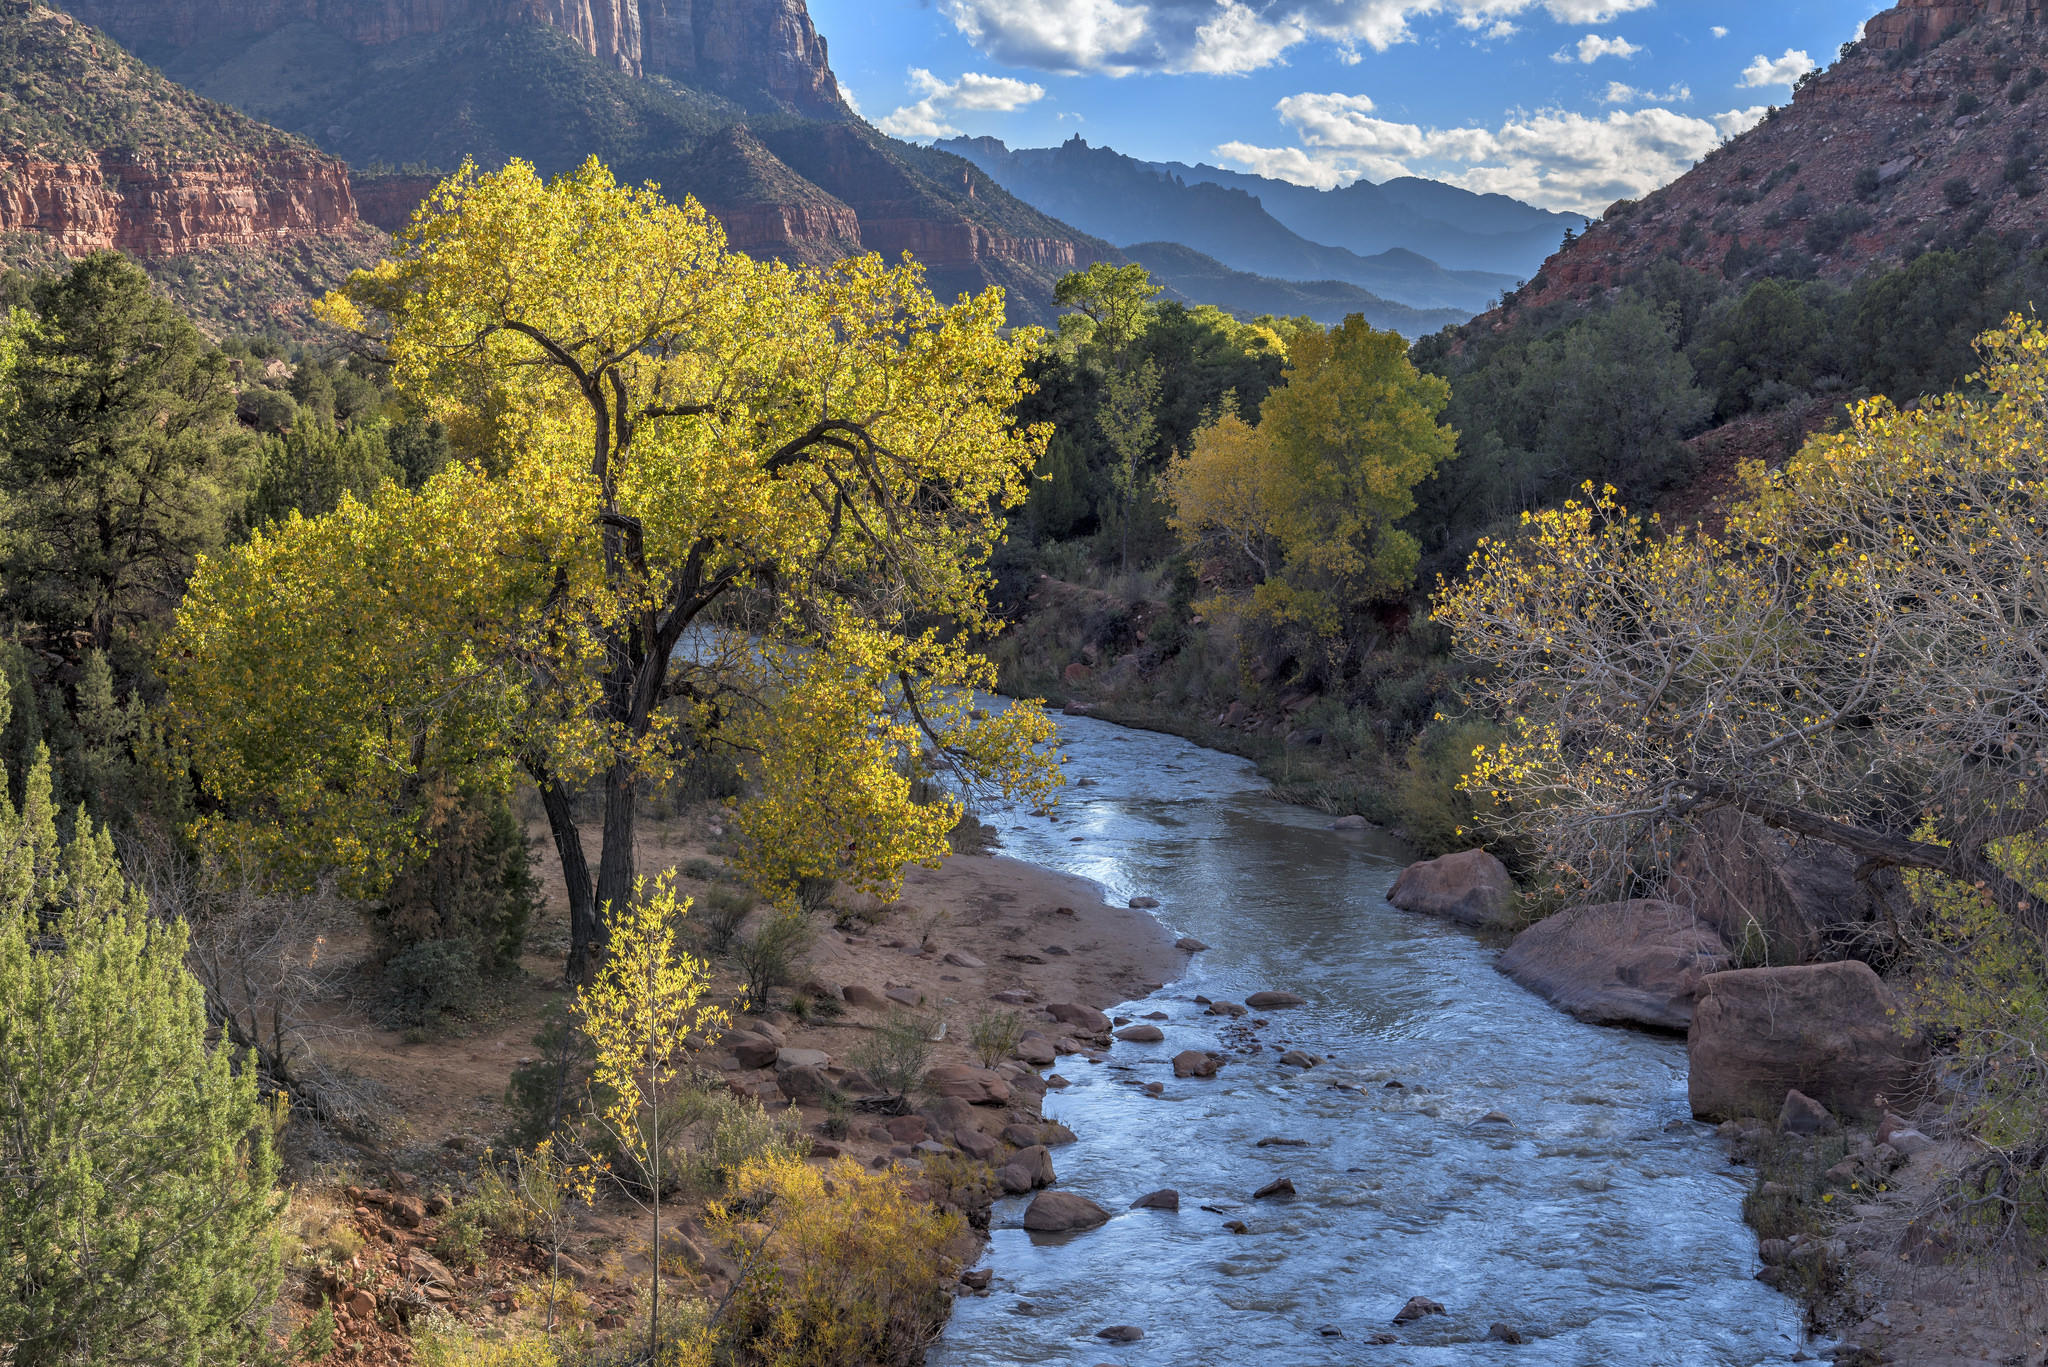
709 1152 963 1367
415 1330 561 1367
164 157 1062 937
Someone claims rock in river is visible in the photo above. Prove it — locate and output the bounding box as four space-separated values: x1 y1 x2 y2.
1246 990 1306 1008
1114 1024 1165 1043
1393 1296 1446 1325
1131 1188 1180 1211
1173 1050 1224 1078
1048 1002 1112 1033
1253 1177 1295 1199
1386 849 1514 928
1023 1190 1110 1233
1497 898 1731 1032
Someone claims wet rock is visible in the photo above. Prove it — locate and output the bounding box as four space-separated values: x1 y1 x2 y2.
1047 1074 1071 1089
1246 991 1306 1008
1096 1325 1144 1342
1498 898 1731 1032
1022 1190 1110 1232
1114 1024 1165 1043
841 985 888 1009
1048 1002 1113 1033
1779 1088 1837 1136
1176 937 1210 952
1487 1323 1528 1344
1129 895 1161 909
1278 1050 1320 1068
959 1267 992 1290
1205 1000 1248 1018
942 951 985 969
1131 1188 1180 1211
1222 1219 1249 1234
1688 962 1927 1122
1393 1296 1446 1325
1253 1177 1296 1199
1473 1111 1514 1127
997 1144 1056 1193
1332 814 1372 831
1386 849 1514 928
1256 1136 1309 1147
1044 1122 1078 1145
1366 1332 1399 1345
926 1064 1012 1106
1142 1081 1164 1095
1173 1050 1224 1079
775 1047 830 1071
1141 1010 1169 1020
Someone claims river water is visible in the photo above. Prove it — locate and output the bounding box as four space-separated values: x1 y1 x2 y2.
928 712 1810 1367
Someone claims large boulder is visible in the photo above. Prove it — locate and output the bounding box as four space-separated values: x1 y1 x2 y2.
1047 1002 1112 1033
1498 899 1731 1032
996 1144 1056 1193
1688 961 1927 1122
925 1064 1012 1106
1023 1190 1110 1233
1386 849 1514 928
1666 810 1904 964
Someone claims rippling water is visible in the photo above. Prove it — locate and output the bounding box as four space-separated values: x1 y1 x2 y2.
928 713 1809 1367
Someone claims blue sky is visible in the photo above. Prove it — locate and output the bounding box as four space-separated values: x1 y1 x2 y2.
806 0 1879 213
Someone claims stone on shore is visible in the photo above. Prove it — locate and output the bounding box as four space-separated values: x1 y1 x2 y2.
1023 1190 1111 1232
774 1047 830 1071
841 985 887 1009
1176 936 1210 951
1015 1033 1058 1066
1114 1024 1165 1042
1386 849 1514 928
954 1127 1001 1161
1332 814 1372 831
1131 1188 1180 1211
1497 899 1731 1032
1688 961 1927 1122
1779 1088 1837 1135
1173 1050 1224 1078
1048 1002 1112 1033
1130 895 1161 909
1246 991 1306 1008
997 1145 1056 1194
727 1034 780 1070
942 951 985 969
925 1063 1013 1107
776 1065 832 1103
1667 809 1903 964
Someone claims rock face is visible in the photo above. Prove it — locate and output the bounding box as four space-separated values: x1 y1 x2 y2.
1481 0 2048 317
1688 961 1928 1122
56 0 844 114
0 152 360 257
1498 899 1731 1032
1666 811 1900 965
1386 849 1515 928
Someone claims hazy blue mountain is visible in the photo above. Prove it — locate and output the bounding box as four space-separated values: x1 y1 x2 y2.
1128 242 1467 336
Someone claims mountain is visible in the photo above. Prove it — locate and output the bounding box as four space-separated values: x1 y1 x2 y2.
0 0 384 333
53 0 1119 325
936 136 1516 315
1125 241 1467 336
1495 0 2048 319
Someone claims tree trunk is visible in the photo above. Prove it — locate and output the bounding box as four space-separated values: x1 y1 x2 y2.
592 760 639 959
536 776 600 983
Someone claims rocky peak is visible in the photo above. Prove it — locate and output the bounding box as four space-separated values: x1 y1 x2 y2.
55 0 843 115
1483 0 2048 322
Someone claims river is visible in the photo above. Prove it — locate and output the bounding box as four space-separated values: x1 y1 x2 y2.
928 711 1811 1367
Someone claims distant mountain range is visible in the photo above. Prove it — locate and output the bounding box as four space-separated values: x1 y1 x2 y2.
1130 242 1468 334
937 135 1583 306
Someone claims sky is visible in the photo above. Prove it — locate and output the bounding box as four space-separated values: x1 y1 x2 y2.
805 0 1883 215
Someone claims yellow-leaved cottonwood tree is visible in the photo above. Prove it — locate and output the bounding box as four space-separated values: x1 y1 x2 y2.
164 158 1062 977
1435 316 2048 934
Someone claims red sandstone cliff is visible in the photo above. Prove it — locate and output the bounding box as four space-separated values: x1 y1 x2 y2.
55 0 843 114
1487 0 2048 323
0 151 361 256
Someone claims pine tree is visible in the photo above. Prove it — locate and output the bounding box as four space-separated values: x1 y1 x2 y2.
0 743 281 1366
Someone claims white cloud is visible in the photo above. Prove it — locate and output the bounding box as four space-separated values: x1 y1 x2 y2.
934 0 1659 75
876 67 1046 139
1603 80 1689 103
1214 90 1757 213
1711 24 1728 39
1739 48 1815 90
1557 32 1641 63
1713 105 1769 137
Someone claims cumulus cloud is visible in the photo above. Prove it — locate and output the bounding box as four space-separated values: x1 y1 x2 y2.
1739 48 1815 90
876 68 1046 140
935 0 1660 75
1556 32 1640 63
1711 24 1728 39
1214 89 1758 213
1602 80 1689 103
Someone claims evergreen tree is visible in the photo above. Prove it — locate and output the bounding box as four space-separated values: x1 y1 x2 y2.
0 718 281 1365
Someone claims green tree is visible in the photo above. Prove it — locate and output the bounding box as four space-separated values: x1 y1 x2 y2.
243 412 402 528
0 733 281 1366
1053 261 1161 373
0 253 250 667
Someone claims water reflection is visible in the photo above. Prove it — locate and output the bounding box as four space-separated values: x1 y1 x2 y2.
929 713 1807 1367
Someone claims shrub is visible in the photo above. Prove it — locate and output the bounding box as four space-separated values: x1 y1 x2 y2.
671 1088 807 1194
502 1003 592 1145
709 1153 964 1367
1944 175 1977 208
414 1329 562 1367
732 911 812 1009
1956 90 1984 116
969 1006 1024 1068
849 1010 939 1105
699 884 754 956
382 937 485 1030
1853 165 1881 201
373 785 538 976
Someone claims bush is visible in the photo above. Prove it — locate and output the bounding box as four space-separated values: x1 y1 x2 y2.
672 1088 807 1194
849 1010 938 1105
373 785 538 976
732 911 812 1009
709 1153 964 1367
1944 175 1977 208
699 885 754 956
1956 90 1984 116
969 1007 1024 1068
382 937 485 1030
